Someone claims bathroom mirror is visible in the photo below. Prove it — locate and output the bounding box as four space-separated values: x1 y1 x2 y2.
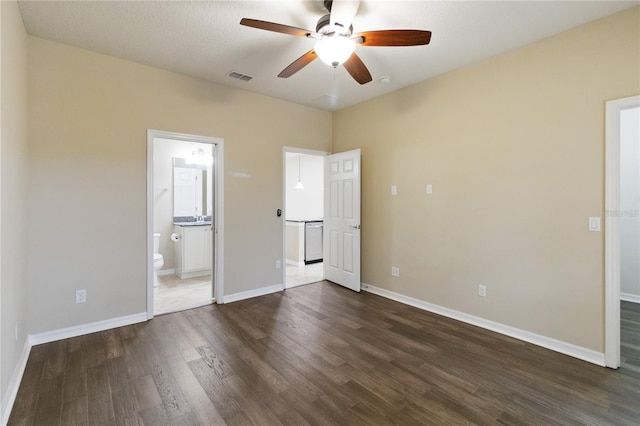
173 157 212 218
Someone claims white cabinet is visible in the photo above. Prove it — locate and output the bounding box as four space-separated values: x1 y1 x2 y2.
174 225 212 279
286 221 305 266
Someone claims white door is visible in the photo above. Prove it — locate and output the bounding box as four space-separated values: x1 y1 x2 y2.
323 149 361 292
174 168 203 217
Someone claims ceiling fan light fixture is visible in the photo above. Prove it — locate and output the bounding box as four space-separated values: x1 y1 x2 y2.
314 36 355 67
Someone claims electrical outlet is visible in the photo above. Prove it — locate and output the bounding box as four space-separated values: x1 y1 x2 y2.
76 289 87 304
391 267 400 277
276 260 281 269
478 284 487 297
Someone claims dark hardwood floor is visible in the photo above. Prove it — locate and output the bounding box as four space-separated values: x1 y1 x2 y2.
621 300 640 375
9 281 640 425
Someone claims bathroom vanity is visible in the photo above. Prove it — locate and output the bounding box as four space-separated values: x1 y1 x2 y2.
173 222 212 279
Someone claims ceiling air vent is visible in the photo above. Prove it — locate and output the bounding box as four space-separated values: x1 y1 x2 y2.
227 71 253 82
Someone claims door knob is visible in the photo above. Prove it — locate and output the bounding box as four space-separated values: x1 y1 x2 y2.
349 225 361 229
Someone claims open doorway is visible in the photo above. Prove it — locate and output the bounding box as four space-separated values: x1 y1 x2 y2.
283 148 328 288
605 96 640 369
618 104 640 372
147 130 224 318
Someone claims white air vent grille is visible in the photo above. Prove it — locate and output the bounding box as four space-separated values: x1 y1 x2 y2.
227 71 253 82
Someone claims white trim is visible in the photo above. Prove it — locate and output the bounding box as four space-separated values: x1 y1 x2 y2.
158 268 175 277
147 130 224 314
605 95 640 369
286 259 304 267
223 284 283 304
28 312 147 346
621 292 640 304
176 270 212 280
282 147 329 290
361 283 606 367
147 132 154 319
0 341 31 426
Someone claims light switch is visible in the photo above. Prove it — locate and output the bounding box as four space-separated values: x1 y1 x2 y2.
589 217 601 232
391 185 398 196
426 184 433 195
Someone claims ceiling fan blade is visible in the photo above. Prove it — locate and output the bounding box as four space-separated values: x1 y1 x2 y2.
329 0 360 29
240 18 312 37
278 50 318 78
354 30 432 46
343 52 372 85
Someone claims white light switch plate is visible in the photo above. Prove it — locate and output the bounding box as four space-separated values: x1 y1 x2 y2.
589 217 601 232
426 184 433 195
391 185 398 196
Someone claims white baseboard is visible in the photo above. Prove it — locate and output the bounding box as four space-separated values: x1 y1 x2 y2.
29 312 148 346
223 284 283 304
621 292 640 304
158 268 175 277
0 340 31 426
361 283 606 367
176 269 212 280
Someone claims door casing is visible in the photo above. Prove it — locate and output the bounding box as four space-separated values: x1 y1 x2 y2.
147 129 225 319
604 95 640 368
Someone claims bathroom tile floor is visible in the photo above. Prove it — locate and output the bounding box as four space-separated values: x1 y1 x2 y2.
154 273 213 316
286 262 324 288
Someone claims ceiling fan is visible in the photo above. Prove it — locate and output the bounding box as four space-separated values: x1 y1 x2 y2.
240 0 432 85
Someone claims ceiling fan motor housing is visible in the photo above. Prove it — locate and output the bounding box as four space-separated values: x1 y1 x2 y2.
316 14 352 36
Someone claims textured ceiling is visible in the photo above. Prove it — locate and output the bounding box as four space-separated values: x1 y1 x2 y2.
17 1 638 111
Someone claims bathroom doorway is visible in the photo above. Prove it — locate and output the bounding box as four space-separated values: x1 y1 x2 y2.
147 130 224 318
283 148 328 288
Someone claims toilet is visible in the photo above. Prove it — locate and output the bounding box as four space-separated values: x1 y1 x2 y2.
153 233 164 287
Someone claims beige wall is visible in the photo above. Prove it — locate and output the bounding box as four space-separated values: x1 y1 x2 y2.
1 0 29 412
26 37 331 334
333 7 640 352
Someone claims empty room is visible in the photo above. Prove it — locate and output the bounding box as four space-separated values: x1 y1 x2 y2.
1 1 639 425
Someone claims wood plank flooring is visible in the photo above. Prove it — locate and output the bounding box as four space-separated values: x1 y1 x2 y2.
621 300 640 375
9 282 640 425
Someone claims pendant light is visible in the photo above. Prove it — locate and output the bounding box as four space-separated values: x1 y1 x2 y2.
295 154 304 189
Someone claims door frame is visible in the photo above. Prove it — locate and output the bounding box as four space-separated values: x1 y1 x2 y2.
604 95 639 368
281 147 329 290
147 129 225 319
